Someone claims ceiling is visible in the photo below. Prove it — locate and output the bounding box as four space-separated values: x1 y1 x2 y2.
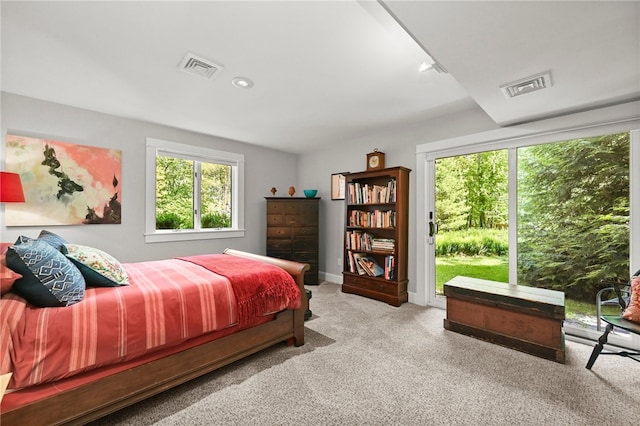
2 1 638 154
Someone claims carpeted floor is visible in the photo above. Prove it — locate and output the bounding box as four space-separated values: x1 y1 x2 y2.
91 282 639 426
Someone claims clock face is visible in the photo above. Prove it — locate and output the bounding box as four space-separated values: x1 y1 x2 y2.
369 155 379 168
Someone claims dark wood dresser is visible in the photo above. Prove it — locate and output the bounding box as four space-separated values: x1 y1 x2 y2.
266 197 319 285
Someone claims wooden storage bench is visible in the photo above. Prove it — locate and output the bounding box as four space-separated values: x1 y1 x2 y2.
444 276 566 363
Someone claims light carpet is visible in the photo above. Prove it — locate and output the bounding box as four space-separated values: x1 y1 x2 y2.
91 282 639 426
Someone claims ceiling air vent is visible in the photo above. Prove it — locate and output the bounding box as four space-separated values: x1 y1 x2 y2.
178 52 223 79
500 72 552 98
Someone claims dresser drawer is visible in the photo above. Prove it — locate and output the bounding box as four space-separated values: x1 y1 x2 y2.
294 226 317 237
284 214 301 225
267 215 285 226
293 251 317 263
293 239 317 251
267 201 287 213
297 202 318 214
266 250 292 260
266 227 292 238
267 240 292 250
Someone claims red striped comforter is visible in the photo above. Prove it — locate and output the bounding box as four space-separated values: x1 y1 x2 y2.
0 256 299 390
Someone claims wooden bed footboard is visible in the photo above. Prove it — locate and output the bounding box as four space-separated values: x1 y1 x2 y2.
0 249 309 426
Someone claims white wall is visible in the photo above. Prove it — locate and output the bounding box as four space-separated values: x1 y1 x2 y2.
0 92 299 262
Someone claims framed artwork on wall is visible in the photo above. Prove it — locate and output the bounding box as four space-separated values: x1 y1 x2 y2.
4 134 122 226
331 172 347 200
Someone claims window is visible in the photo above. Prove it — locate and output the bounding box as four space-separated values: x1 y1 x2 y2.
145 138 245 243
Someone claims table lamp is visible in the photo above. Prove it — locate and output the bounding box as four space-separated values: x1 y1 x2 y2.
0 172 25 203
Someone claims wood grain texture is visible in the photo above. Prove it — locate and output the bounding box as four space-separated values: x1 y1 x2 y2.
342 166 410 306
444 277 565 363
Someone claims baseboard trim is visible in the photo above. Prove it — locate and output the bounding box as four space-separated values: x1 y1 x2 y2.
320 271 342 284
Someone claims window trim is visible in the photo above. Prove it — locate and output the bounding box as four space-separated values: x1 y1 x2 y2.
145 138 245 243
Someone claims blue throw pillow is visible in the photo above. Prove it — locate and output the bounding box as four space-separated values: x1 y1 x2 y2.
37 229 68 252
13 230 68 252
7 239 85 307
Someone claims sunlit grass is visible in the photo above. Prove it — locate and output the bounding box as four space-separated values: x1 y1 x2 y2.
436 255 508 294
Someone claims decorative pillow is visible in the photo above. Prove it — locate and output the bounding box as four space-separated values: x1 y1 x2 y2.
622 276 640 323
6 239 85 307
14 235 34 245
64 244 129 287
37 229 68 252
1 243 22 295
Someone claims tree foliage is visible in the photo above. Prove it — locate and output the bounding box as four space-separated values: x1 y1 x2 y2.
200 162 232 228
156 156 194 228
155 156 231 229
435 133 630 302
517 133 630 300
436 150 508 231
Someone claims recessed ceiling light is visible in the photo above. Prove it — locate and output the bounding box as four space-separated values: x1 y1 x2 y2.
231 77 254 89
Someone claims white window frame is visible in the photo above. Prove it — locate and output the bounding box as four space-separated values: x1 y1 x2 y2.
145 138 245 243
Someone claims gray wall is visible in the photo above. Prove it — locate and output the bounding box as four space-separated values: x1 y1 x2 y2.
1 92 299 262
297 101 499 295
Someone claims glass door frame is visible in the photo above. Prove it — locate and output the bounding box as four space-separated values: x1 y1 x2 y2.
416 121 640 346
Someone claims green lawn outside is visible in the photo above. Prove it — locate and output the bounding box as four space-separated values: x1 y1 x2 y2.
436 256 508 293
436 255 617 318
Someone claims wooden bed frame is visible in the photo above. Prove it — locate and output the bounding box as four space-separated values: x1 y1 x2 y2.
0 249 309 426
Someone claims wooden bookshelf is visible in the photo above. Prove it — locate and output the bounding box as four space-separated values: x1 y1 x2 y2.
342 166 410 306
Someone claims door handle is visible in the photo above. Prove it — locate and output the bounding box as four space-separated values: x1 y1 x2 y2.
429 221 438 237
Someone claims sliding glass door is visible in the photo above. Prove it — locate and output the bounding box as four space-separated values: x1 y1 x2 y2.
434 150 509 296
427 130 638 349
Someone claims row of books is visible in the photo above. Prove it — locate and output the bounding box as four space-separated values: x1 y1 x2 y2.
371 238 395 252
345 251 395 280
347 179 396 205
348 209 396 228
345 231 395 253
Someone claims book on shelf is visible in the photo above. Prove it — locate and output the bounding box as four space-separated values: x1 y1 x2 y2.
351 252 368 275
348 209 396 228
346 251 357 274
384 255 395 280
352 253 384 277
371 238 395 252
345 230 373 251
347 179 397 205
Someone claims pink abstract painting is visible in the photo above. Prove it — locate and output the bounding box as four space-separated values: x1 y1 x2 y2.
5 134 122 226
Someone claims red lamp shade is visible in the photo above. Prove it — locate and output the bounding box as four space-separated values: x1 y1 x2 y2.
0 172 26 203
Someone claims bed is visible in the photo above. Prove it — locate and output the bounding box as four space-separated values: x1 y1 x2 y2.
0 243 309 426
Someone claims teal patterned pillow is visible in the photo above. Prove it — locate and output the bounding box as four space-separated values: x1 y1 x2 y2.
64 244 129 287
14 230 68 252
37 230 68 252
7 239 85 307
